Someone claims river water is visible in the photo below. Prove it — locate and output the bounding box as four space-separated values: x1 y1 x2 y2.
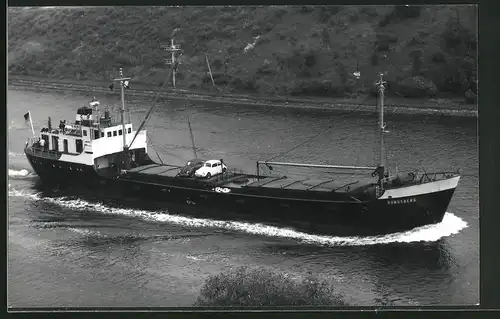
7 87 479 308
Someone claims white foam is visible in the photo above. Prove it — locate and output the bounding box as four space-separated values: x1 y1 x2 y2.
8 187 469 247
8 188 42 200
8 169 31 177
186 255 205 261
8 151 24 157
67 227 106 238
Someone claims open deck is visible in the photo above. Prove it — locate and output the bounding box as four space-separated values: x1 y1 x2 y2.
122 163 378 194
245 175 374 193
126 163 182 178
124 163 256 186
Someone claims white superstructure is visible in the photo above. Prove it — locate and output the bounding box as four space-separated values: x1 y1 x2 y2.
30 99 148 169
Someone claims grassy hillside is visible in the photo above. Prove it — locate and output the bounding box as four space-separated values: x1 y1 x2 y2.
8 5 477 102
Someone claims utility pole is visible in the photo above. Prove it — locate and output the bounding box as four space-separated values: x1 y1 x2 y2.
205 54 215 87
161 36 182 87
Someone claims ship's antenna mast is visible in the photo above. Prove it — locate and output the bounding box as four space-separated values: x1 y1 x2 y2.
114 67 131 152
162 32 182 87
376 73 387 173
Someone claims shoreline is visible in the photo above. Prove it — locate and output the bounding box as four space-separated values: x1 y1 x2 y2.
8 75 478 117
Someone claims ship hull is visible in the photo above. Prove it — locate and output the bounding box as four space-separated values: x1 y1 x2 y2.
111 177 455 236
25 150 100 186
24 151 456 236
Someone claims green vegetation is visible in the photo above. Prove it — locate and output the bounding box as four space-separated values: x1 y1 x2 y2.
194 266 347 306
8 5 477 103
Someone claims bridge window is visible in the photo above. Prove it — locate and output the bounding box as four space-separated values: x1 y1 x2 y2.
107 132 112 137
113 131 117 137
128 128 132 134
119 129 123 136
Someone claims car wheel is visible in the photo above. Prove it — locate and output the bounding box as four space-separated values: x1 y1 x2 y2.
206 173 211 179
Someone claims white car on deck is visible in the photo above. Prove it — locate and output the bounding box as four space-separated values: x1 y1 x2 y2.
194 159 227 179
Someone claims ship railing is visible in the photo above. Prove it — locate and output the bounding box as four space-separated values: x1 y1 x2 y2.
256 160 377 177
386 170 460 185
40 127 83 137
64 128 83 137
414 170 460 183
256 161 376 171
26 137 40 147
26 144 61 159
210 168 247 184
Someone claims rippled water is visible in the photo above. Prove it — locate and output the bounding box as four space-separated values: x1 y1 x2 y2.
7 88 479 308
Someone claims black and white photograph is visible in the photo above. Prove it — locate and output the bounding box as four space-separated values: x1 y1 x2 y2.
7 5 478 309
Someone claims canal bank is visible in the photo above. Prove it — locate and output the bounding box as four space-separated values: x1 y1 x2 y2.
8 75 477 117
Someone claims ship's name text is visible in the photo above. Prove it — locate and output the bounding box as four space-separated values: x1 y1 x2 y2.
387 197 416 205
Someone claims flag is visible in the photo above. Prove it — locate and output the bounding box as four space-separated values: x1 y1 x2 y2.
24 111 35 136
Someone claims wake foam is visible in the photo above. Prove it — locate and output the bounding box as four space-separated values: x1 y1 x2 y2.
8 187 468 247
9 169 31 176
66 227 106 238
8 168 35 180
8 187 42 200
8 151 24 157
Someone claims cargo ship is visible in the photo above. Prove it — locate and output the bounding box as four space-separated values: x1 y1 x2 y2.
23 68 461 236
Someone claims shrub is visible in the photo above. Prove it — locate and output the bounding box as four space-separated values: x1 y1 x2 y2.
257 63 275 76
375 33 398 52
393 5 421 19
230 76 258 92
194 266 347 307
464 89 476 104
409 50 422 76
379 5 421 27
273 7 288 19
431 52 446 63
299 6 315 14
397 76 437 98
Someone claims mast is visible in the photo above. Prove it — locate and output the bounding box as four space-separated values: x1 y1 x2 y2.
114 67 131 152
376 73 387 182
